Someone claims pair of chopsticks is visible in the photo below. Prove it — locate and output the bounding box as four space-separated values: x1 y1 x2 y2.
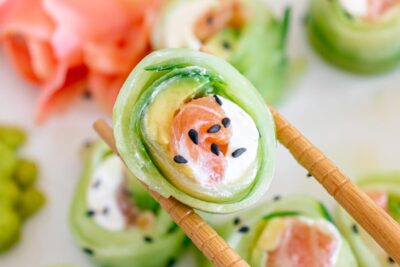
94 106 400 266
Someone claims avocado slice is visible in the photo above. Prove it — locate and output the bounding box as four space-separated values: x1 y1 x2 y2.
144 77 208 148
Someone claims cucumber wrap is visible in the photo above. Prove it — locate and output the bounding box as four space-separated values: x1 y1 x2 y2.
199 195 357 267
335 173 400 267
152 0 291 103
113 49 276 213
69 141 186 267
307 0 400 74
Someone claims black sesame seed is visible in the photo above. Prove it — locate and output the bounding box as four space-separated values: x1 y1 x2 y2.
144 236 153 243
211 143 220 156
233 217 241 226
388 257 395 264
351 224 359 234
102 207 109 215
213 95 222 106
124 188 133 197
222 41 231 50
84 140 92 148
302 14 310 25
82 247 94 256
206 15 214 25
173 155 188 164
166 258 176 267
238 226 250 233
207 124 221 133
222 117 231 128
92 179 101 189
188 129 199 145
167 223 179 234
343 11 353 20
273 195 281 202
83 90 92 100
232 148 247 158
307 173 312 178
86 210 95 217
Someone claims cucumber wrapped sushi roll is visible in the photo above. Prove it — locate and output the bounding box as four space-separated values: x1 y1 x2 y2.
207 195 357 267
70 141 186 267
152 0 291 103
336 173 400 266
113 49 276 214
307 0 400 74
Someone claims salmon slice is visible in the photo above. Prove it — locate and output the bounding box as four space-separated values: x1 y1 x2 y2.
194 0 247 42
117 178 140 226
170 96 232 183
266 218 338 267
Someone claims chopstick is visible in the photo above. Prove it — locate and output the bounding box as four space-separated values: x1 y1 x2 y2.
94 104 400 265
93 119 250 267
270 107 400 264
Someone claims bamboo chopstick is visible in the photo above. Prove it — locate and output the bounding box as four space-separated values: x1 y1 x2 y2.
270 107 400 264
93 119 249 267
94 104 400 265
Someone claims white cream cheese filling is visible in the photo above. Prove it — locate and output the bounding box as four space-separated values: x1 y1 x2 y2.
220 96 259 184
182 96 259 186
339 0 368 17
87 155 126 231
154 0 218 49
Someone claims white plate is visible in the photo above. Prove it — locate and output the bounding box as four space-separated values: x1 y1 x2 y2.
1 0 400 266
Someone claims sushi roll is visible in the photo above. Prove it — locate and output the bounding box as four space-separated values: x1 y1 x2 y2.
152 0 291 103
69 141 186 267
113 49 276 213
336 173 400 266
307 0 400 74
204 195 358 267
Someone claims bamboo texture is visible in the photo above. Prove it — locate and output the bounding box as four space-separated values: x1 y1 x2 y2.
270 107 400 264
93 119 249 267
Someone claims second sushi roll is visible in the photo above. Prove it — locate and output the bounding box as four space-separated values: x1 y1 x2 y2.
336 173 400 267
70 141 187 267
307 0 400 74
198 195 357 267
152 0 291 103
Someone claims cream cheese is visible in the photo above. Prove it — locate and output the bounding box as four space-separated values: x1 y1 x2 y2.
183 96 259 185
220 96 259 184
87 155 126 231
156 0 217 49
339 0 368 17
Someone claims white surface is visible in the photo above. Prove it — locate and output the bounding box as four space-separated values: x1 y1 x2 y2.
1 0 400 266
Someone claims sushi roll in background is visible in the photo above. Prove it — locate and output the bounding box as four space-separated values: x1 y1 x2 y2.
113 49 276 213
199 195 357 267
69 141 187 267
152 0 291 103
307 0 400 74
336 173 400 267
